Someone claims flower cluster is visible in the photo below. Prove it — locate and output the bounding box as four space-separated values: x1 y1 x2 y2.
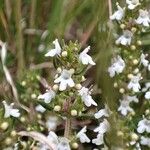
109 0 150 148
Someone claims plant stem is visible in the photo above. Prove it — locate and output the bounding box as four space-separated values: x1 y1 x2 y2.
15 0 25 78
64 118 71 138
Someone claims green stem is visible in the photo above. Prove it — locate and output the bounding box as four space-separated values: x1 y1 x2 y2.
15 0 25 78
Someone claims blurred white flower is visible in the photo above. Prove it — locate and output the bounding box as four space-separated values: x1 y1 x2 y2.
45 39 61 57
57 137 71 150
39 131 70 150
94 107 109 119
128 75 141 92
54 69 75 91
2 101 20 118
140 53 149 67
79 46 95 65
108 55 125 77
126 0 140 10
35 105 46 113
76 126 90 143
137 118 150 133
136 9 150 27
142 82 150 92
118 99 134 116
94 119 110 134
79 87 97 107
126 95 139 103
38 90 55 103
145 91 150 100
46 116 58 131
110 3 125 21
140 136 150 147
116 30 133 46
92 133 104 145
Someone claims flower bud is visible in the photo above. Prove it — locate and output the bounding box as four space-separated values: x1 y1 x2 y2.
54 74 59 79
119 88 125 94
53 84 59 91
72 142 79 149
130 45 136 51
20 116 26 123
31 93 37 99
62 51 68 57
114 82 118 88
129 56 133 59
69 68 75 74
5 137 12 145
75 84 82 90
21 81 26 86
127 74 133 79
117 131 124 137
131 27 137 33
131 133 139 141
27 127 31 131
0 122 9 130
133 59 138 65
11 130 17 137
71 110 78 116
145 109 150 115
54 105 61 112
74 47 78 51
133 68 139 74
120 24 126 29
37 114 42 119
137 40 142 46
57 67 62 73
81 76 86 82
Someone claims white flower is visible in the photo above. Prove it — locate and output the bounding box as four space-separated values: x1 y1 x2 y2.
116 30 133 46
45 39 61 57
78 87 97 107
94 119 110 134
76 126 90 143
142 82 150 92
39 131 70 150
126 95 139 103
118 99 134 116
92 133 104 145
46 116 58 131
2 101 20 118
38 90 55 103
128 75 141 92
110 3 125 21
35 105 46 113
108 55 125 77
54 69 75 91
126 0 140 10
79 46 95 65
57 137 71 150
94 107 109 119
136 9 150 27
145 91 150 100
137 118 150 133
140 136 150 147
140 53 149 67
